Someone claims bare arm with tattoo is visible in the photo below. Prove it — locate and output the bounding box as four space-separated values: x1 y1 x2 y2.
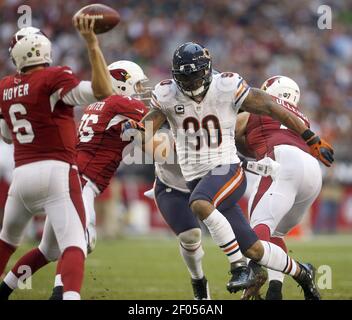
240 88 334 167
241 88 307 135
140 108 167 136
121 107 167 154
140 108 167 146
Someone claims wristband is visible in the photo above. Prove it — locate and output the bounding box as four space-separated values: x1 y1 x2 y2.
301 129 315 141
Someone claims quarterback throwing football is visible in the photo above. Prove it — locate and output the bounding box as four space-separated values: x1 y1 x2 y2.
0 15 112 300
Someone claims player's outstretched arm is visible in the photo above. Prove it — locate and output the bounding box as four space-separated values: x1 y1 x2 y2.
141 108 167 135
122 108 167 149
74 15 113 100
241 88 308 134
241 88 334 167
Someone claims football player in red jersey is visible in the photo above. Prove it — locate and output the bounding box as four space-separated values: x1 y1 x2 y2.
0 60 151 300
0 15 113 300
77 60 150 253
49 60 150 299
236 76 323 300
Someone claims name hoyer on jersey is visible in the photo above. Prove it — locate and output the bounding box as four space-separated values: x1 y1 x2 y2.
87 101 105 111
3 84 29 101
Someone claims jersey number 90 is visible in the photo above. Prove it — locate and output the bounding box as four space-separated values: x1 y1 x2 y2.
183 115 222 150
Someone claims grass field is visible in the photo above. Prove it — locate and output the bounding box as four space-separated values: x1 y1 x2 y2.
6 234 352 300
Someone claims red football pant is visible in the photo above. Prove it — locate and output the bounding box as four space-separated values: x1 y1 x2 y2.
0 239 16 276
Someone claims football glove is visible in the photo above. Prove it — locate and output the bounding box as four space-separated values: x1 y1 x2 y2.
302 129 334 167
122 119 145 134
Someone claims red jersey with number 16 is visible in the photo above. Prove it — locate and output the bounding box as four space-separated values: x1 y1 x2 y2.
245 97 310 160
0 66 80 167
76 95 147 192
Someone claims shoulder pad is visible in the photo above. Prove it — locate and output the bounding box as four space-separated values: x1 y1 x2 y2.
107 94 141 109
154 79 177 103
215 72 240 93
46 65 73 76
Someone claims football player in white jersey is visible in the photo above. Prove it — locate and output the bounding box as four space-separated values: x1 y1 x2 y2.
151 124 210 299
150 123 279 300
123 42 334 298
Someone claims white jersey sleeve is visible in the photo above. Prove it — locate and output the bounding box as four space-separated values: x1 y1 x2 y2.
150 79 177 114
233 74 251 109
215 72 251 110
62 81 98 106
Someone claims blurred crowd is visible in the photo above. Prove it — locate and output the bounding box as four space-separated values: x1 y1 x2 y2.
1 0 352 161
1 0 352 234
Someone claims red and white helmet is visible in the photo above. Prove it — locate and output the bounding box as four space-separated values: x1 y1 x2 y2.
9 27 52 72
108 60 151 101
261 75 300 107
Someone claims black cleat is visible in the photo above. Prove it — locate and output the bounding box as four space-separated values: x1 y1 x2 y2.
265 280 283 300
191 276 210 300
0 282 13 300
227 261 255 294
294 263 321 300
49 286 63 300
241 260 267 300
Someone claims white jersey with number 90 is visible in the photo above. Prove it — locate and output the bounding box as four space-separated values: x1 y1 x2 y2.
151 72 251 181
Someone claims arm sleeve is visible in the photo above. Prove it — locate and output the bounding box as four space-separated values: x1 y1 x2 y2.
150 91 164 112
62 81 98 106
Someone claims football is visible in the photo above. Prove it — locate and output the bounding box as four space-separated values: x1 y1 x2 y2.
73 3 120 34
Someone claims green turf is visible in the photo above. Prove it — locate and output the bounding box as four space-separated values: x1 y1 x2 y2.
6 234 352 300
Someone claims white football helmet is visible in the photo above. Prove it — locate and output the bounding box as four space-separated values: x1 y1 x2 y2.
10 27 52 72
108 60 151 101
261 75 300 107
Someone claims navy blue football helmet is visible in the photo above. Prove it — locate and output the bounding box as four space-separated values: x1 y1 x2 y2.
172 42 212 97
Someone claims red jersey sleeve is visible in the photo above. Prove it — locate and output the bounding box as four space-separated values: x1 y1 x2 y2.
47 66 80 99
110 96 148 130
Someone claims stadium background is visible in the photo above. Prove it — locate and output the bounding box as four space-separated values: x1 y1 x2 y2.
0 0 351 299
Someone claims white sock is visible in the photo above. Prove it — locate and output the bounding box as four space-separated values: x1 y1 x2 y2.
179 241 204 280
268 269 285 283
63 291 81 300
203 209 242 263
4 271 19 290
259 241 297 276
54 274 63 287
